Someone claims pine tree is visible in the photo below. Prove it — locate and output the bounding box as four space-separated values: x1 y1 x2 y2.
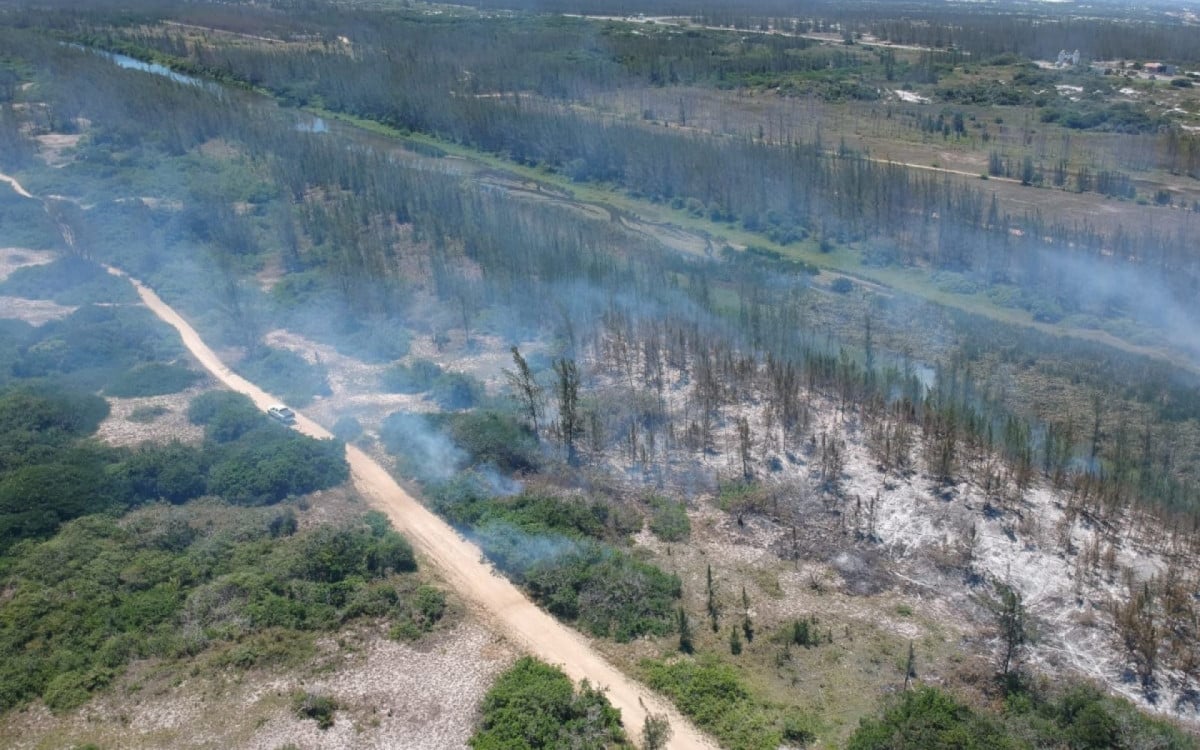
741 585 754 643
706 564 720 632
677 606 694 654
506 346 541 437
903 640 916 689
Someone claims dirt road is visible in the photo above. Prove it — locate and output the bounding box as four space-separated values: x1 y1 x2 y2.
104 268 714 749
0 173 34 199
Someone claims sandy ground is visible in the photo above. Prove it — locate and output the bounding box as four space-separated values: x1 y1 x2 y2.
0 246 55 280
0 295 74 324
95 382 211 447
109 266 717 749
34 133 82 168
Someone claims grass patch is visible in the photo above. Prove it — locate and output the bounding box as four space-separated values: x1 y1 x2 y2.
648 496 690 542
128 404 170 423
641 654 812 750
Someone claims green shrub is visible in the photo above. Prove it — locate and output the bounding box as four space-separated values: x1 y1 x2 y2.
412 585 447 630
429 371 484 410
470 657 627 749
105 362 200 397
380 358 443 393
648 496 690 542
113 441 207 504
12 305 182 389
332 415 363 441
848 687 1016 750
292 691 338 729
206 428 348 505
426 480 680 640
191 392 265 443
446 410 540 473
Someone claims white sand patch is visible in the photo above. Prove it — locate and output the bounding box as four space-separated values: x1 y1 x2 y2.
0 247 55 280
35 133 82 168
97 383 211 447
0 295 75 325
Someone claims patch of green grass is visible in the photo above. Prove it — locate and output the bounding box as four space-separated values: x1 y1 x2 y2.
641 654 812 750
127 404 170 423
648 496 690 542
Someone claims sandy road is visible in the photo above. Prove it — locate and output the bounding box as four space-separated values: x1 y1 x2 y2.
0 173 34 199
103 267 714 749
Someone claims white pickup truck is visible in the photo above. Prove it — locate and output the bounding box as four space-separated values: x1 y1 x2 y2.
266 404 296 425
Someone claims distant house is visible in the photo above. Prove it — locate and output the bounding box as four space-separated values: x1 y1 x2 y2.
1145 62 1168 74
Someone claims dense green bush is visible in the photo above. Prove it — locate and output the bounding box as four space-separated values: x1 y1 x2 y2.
470 656 627 749
427 480 679 640
11 305 183 391
292 691 338 730
332 414 363 441
847 683 1196 750
648 496 690 542
0 257 136 305
105 362 200 397
0 385 347 549
0 385 108 463
0 505 437 713
0 386 119 548
444 410 541 473
429 370 484 410
186 390 261 441
848 687 1017 750
0 458 123 549
205 426 348 505
380 358 443 393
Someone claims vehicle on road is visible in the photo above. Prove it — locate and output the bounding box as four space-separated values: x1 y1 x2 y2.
267 404 296 424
